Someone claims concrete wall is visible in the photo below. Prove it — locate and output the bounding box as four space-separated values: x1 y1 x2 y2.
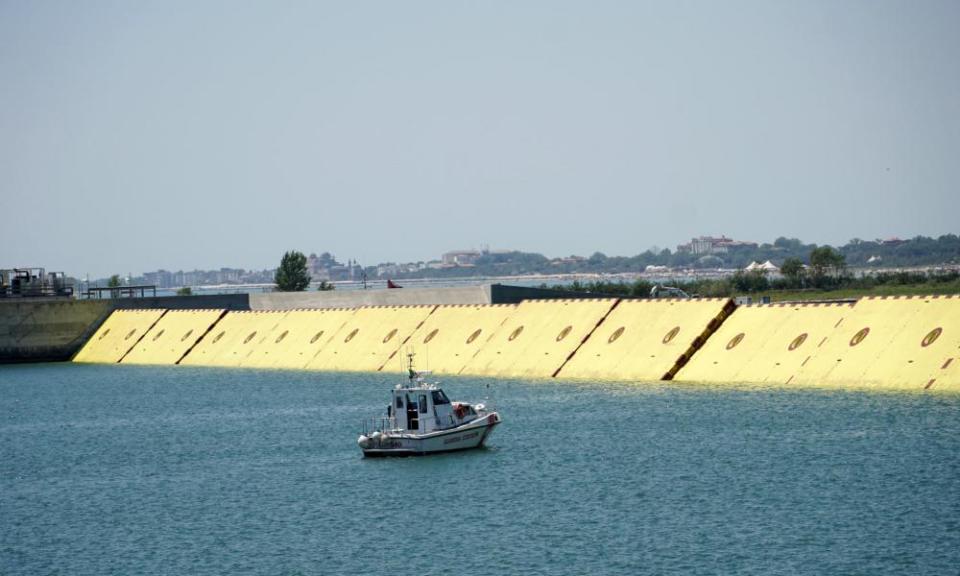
248 286 491 310
489 283 607 303
109 294 249 311
247 284 603 309
0 299 112 363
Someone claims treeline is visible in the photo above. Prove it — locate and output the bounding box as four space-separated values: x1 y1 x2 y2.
389 234 960 279
548 268 960 299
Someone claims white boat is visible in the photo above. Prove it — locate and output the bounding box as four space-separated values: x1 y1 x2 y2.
358 355 502 457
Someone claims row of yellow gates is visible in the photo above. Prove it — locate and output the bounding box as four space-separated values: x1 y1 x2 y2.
73 295 960 391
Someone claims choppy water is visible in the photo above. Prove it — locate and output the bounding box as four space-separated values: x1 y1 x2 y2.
1 364 958 575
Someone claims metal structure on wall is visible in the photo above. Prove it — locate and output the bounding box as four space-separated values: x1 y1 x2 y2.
0 268 73 298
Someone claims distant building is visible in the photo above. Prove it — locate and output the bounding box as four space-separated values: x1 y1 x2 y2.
677 235 758 255
442 250 482 266
217 268 243 284
551 256 586 266
307 252 336 280
376 263 401 277
143 270 174 288
139 266 276 288
306 252 362 281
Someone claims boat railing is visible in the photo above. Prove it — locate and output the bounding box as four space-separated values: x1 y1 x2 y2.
361 416 399 436
436 410 493 431
361 410 493 436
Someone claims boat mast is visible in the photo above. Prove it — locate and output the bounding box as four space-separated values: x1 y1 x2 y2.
406 351 417 384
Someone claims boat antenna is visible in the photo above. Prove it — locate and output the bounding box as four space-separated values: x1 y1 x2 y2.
406 351 416 382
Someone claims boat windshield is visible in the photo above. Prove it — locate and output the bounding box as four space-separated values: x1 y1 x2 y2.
431 390 451 405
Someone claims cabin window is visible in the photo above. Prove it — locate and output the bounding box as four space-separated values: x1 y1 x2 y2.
431 390 450 405
419 395 427 414
396 396 403 409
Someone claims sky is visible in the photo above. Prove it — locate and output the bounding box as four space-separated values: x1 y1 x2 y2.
1 0 958 278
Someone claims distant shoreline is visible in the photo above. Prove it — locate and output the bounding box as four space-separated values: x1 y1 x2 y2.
144 264 960 300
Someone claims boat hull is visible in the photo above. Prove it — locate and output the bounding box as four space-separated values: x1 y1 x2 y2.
361 415 499 457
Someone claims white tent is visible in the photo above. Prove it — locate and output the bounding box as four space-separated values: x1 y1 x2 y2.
744 261 780 273
759 260 780 272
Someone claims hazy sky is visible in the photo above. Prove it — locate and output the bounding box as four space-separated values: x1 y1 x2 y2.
1 1 958 278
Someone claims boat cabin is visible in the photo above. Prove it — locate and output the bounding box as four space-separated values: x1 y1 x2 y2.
386 383 478 433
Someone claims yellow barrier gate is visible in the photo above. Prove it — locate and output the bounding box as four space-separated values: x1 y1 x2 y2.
789 297 922 390
73 309 166 364
307 306 436 373
850 296 960 391
70 294 960 391
674 302 853 385
559 298 734 382
242 308 355 369
461 299 617 379
883 296 960 391
122 310 226 365
921 296 960 391
402 304 517 375
179 311 288 367
926 301 960 390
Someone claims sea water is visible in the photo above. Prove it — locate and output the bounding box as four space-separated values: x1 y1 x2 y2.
1 363 958 575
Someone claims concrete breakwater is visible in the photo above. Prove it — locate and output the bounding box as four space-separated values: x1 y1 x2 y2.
69 295 960 391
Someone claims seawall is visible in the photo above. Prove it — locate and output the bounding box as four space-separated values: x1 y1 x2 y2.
6 289 958 391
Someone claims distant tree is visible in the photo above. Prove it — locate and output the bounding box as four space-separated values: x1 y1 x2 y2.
773 237 803 250
588 252 607 265
809 246 846 288
176 286 192 296
810 246 846 277
275 251 310 291
107 275 122 288
629 280 654 298
780 257 805 287
317 280 334 291
732 270 769 293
